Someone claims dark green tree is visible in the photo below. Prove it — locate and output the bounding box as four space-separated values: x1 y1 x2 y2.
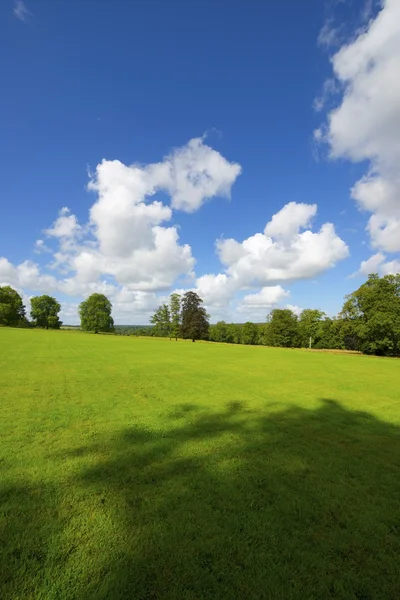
169 293 181 341
79 293 114 333
313 317 344 350
209 321 229 343
241 321 259 345
340 273 400 356
0 286 26 326
181 291 209 342
150 304 171 338
265 309 299 347
30 295 62 329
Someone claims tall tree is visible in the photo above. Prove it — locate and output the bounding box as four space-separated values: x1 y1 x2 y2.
169 293 181 341
79 293 114 333
298 309 325 348
180 291 209 342
340 273 400 356
0 286 26 326
31 295 62 329
265 309 299 347
150 304 171 338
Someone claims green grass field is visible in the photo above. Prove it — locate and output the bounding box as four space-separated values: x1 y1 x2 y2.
1 328 400 599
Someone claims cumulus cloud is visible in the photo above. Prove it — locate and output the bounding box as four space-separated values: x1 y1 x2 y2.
0 258 58 293
192 202 348 312
318 0 400 262
240 286 289 309
217 202 349 286
147 137 242 213
353 251 400 277
45 207 81 239
0 137 241 321
195 273 238 308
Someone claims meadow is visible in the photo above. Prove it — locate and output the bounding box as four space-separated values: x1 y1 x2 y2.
1 328 399 599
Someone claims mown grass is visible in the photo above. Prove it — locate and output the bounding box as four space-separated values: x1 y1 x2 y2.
1 328 399 599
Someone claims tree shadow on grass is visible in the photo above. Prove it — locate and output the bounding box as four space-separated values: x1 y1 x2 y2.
0 481 63 599
2 399 400 599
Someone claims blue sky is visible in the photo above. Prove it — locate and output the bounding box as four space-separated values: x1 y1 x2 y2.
1 0 399 324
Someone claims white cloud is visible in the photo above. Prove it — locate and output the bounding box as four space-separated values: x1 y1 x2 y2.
318 0 400 256
240 286 289 308
34 239 51 254
191 202 348 314
195 273 238 308
147 137 242 213
217 202 349 286
352 251 400 277
13 0 30 21
357 252 386 276
264 202 316 242
0 258 58 293
381 258 400 274
45 207 81 239
0 137 241 322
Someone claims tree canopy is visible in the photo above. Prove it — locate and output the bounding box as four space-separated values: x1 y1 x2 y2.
150 304 171 338
79 294 114 333
340 274 400 356
169 293 181 341
180 291 209 342
298 309 326 348
30 295 62 329
265 309 300 348
0 286 26 327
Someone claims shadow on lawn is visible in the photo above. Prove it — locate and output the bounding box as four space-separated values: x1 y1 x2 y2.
2 399 400 599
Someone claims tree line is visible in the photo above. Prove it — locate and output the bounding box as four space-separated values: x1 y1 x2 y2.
0 289 114 333
148 274 400 356
1 273 399 356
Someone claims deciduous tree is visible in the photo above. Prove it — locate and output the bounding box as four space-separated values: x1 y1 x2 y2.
340 273 400 356
169 293 181 341
265 309 299 348
298 309 325 348
79 293 114 333
150 304 171 338
0 286 26 326
31 295 62 329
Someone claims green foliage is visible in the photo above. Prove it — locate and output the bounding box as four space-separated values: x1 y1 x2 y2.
340 273 400 356
169 293 181 340
150 304 171 338
0 286 26 327
79 293 114 333
30 295 62 329
113 325 153 336
240 321 259 345
298 309 326 347
181 291 209 341
265 309 300 347
1 328 400 599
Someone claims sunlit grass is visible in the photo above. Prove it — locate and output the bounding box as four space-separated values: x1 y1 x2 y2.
1 328 399 599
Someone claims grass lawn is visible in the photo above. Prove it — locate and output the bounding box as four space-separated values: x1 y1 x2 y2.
1 328 400 599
